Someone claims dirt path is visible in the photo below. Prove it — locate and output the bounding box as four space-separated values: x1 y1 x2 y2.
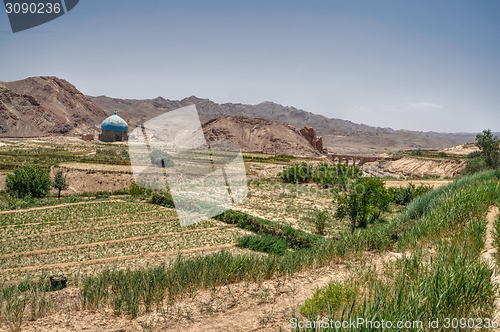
384 179 452 189
481 205 500 325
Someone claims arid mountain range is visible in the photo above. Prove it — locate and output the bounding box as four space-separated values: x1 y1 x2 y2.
0 76 487 155
0 76 106 137
89 95 479 154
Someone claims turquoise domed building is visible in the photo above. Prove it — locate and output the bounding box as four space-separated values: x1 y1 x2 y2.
98 110 128 142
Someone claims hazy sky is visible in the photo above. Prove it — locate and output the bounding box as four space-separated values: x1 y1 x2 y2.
1 1 499 133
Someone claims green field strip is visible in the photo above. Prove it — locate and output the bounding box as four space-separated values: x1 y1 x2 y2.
0 209 178 238
0 227 242 269
0 218 223 254
0 201 161 226
0 244 235 274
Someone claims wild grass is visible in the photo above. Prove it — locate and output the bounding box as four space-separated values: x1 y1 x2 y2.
214 209 322 250
237 233 289 255
293 172 499 331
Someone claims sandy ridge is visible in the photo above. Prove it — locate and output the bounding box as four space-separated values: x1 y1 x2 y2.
481 205 500 326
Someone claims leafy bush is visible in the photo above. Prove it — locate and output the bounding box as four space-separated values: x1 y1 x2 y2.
334 177 390 233
128 181 146 196
438 151 448 157
278 163 312 183
6 165 52 198
468 151 482 159
278 163 361 189
389 183 432 206
237 234 289 255
151 191 175 207
464 157 488 175
411 148 423 156
391 151 406 160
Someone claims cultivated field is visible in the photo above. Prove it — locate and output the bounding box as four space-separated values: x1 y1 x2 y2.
1 138 491 332
0 200 247 283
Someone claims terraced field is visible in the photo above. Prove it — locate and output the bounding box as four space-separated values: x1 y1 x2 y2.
0 200 246 281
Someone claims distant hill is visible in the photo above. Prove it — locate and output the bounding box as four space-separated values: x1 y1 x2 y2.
89 95 477 154
203 116 322 157
0 76 483 153
0 76 107 137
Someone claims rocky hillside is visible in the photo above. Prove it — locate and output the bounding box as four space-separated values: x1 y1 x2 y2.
0 76 107 136
0 85 58 137
89 95 477 152
203 116 323 157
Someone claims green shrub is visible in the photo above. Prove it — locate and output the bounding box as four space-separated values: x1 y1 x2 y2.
389 183 432 206
128 181 146 196
411 148 423 156
468 151 482 159
278 163 361 189
391 151 406 160
334 177 390 233
438 151 448 157
299 281 357 317
464 157 488 174
6 165 52 198
314 210 328 235
278 163 312 183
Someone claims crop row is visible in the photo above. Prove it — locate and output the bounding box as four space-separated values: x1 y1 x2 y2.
0 209 180 239
0 227 243 270
0 201 159 226
0 218 225 255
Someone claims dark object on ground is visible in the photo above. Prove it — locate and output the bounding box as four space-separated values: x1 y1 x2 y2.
49 275 67 291
95 195 109 199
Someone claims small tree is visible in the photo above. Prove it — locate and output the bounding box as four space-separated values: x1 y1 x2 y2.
6 165 52 199
52 168 69 199
475 129 500 169
335 177 386 233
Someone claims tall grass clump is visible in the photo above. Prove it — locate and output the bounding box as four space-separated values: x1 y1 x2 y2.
398 177 500 250
403 170 500 221
294 181 498 331
214 210 322 249
237 233 289 255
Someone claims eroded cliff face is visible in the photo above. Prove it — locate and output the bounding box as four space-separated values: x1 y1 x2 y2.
202 115 322 157
299 126 327 154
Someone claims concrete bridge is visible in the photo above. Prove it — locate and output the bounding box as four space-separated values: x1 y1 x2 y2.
327 154 391 166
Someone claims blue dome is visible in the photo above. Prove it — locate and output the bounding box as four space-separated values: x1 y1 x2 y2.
101 110 128 131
